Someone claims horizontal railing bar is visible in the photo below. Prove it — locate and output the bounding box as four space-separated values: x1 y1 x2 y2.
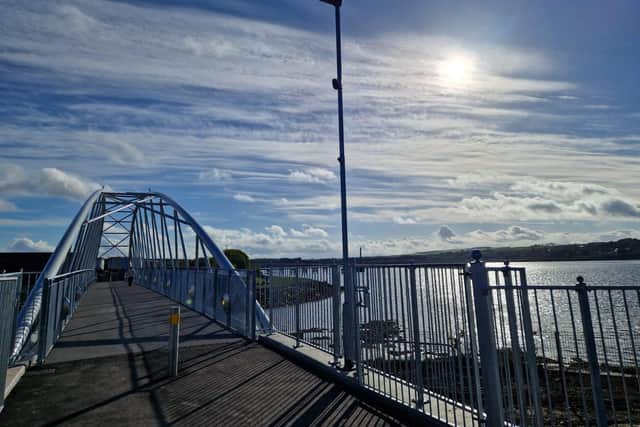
0 272 22 278
49 269 95 282
355 263 467 268
490 284 640 290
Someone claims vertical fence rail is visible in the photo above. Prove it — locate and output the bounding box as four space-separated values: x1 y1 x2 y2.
261 265 340 357
135 267 259 340
0 274 20 412
486 265 640 426
469 256 505 427
408 266 425 409
576 277 608 426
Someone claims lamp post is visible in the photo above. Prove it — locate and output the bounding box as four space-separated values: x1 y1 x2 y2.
319 0 354 371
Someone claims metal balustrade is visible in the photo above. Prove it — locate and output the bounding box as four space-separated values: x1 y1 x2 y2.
259 265 341 363
257 257 640 427
37 269 96 363
353 263 481 426
135 267 258 339
0 273 21 412
485 265 640 426
2 189 638 427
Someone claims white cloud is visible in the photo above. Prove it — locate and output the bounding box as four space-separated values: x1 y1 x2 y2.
437 225 457 242
0 165 102 200
233 194 255 203
301 226 329 238
452 179 640 222
288 168 337 184
203 225 338 258
57 4 100 33
393 216 418 225
290 226 329 238
6 237 53 252
199 168 232 182
1 1 639 253
265 225 287 237
0 199 17 212
197 221 640 258
466 226 544 244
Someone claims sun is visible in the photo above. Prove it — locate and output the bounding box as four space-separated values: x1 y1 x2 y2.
437 55 475 89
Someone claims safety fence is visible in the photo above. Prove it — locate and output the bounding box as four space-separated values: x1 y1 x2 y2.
484 265 640 427
37 269 96 363
135 267 258 339
258 257 639 427
258 265 341 362
353 263 479 426
14 272 40 314
0 273 21 412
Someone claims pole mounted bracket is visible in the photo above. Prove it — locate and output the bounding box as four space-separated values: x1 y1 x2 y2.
332 78 341 90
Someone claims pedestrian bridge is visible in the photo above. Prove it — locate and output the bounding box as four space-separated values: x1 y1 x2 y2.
1 190 639 426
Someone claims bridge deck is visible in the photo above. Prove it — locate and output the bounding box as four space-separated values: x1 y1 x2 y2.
1 282 404 426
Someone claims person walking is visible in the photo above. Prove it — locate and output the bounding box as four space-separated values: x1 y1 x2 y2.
126 267 134 287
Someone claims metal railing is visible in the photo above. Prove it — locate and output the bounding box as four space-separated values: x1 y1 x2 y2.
0 273 21 412
15 271 40 314
482 263 640 427
257 257 640 427
259 265 341 362
354 263 480 426
37 269 96 363
135 267 258 339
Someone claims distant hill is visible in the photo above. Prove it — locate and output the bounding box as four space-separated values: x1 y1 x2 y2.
254 238 640 266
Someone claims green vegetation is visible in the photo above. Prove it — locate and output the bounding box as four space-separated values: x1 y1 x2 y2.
223 249 250 269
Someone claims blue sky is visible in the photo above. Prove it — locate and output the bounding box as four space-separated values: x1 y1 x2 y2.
1 0 639 257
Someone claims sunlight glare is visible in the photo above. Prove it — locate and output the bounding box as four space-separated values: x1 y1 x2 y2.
437 55 475 89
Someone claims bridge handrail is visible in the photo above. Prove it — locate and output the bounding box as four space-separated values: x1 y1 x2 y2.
10 190 103 363
138 191 269 332
50 269 96 282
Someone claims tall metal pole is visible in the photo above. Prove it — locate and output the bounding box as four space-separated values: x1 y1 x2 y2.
320 0 354 369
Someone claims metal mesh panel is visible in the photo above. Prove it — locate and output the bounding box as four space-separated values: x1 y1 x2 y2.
0 274 20 411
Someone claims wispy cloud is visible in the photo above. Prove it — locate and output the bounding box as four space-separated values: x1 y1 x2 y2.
199 168 232 182
0 1 638 256
233 194 255 203
288 168 336 184
0 199 17 212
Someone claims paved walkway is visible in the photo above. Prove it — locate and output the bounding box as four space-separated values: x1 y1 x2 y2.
1 282 404 426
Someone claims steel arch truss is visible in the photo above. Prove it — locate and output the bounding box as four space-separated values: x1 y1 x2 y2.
11 191 268 364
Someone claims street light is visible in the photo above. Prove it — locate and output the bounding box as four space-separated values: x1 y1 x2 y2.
319 0 354 371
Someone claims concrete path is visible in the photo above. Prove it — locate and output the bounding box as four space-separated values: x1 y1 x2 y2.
1 282 404 426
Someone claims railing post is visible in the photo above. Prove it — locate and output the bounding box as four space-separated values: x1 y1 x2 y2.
463 269 484 418
576 276 608 427
168 306 180 377
352 262 363 381
15 268 24 311
225 270 231 328
294 267 301 348
331 265 341 365
250 271 257 340
469 251 504 427
267 268 273 335
409 266 425 409
212 269 217 321
1 274 20 413
245 271 251 338
501 262 527 425
518 270 544 427
38 278 51 365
